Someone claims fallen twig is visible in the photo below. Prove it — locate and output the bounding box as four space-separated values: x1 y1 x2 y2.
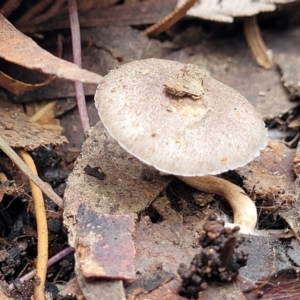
68 0 90 133
0 136 64 208
8 247 74 291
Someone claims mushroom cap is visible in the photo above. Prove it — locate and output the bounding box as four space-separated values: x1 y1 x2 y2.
95 58 268 176
176 0 276 23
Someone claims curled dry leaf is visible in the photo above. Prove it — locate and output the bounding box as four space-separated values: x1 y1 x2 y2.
0 14 102 96
0 70 56 96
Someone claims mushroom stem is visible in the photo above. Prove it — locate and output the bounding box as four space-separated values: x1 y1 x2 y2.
243 16 272 69
177 175 257 233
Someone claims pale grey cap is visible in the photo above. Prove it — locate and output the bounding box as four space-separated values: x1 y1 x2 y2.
176 0 276 23
95 58 268 176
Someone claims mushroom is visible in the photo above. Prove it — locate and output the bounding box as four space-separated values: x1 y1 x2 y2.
94 58 268 234
175 0 276 69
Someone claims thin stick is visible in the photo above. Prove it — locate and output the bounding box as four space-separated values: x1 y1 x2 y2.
68 0 90 133
19 150 48 300
8 247 74 291
0 136 63 208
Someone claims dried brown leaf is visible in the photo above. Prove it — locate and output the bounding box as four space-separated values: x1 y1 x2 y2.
0 101 67 150
18 1 177 33
0 70 55 96
0 14 102 89
245 268 300 300
237 140 296 202
76 205 135 280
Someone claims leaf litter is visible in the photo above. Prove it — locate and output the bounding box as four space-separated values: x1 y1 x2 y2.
1 2 300 299
0 14 102 96
0 101 67 150
63 20 300 300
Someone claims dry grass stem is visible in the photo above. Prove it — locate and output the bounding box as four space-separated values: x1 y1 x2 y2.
18 150 48 300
